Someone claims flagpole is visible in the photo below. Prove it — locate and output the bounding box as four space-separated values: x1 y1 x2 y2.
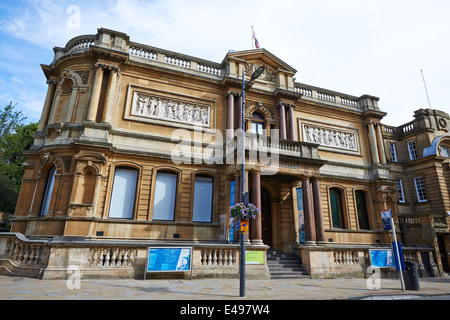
251 26 254 49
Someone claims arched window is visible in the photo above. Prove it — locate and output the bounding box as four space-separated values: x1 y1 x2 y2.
329 188 345 229
251 112 265 135
355 190 370 230
108 167 138 219
153 171 178 221
193 175 214 222
40 166 56 216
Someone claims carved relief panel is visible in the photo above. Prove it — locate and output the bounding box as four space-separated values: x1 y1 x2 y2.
127 87 212 128
300 120 360 154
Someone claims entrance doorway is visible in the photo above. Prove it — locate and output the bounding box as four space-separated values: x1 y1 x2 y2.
437 235 450 273
261 188 272 247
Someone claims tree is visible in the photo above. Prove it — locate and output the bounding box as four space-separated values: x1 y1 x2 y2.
0 102 38 214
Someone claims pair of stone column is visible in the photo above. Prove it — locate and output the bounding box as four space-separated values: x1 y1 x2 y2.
278 103 295 140
233 170 263 245
302 177 326 245
86 63 120 124
367 121 387 165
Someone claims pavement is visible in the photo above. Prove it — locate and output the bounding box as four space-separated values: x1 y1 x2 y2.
1 275 449 301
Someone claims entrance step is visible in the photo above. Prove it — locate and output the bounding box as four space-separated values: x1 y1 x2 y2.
267 249 309 279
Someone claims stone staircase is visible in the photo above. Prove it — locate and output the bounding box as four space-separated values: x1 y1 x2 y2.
267 249 309 279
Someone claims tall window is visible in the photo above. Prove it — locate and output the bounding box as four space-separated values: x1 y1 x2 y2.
396 178 405 203
193 175 213 222
251 112 264 135
40 167 56 216
414 176 428 203
108 167 138 219
407 140 418 160
153 171 177 220
389 142 398 161
329 188 345 229
355 190 370 230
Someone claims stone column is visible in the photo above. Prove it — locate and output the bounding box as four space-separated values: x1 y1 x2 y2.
86 64 104 122
375 123 387 164
226 92 234 141
312 178 326 244
37 80 57 132
288 105 295 140
302 177 316 245
278 103 287 140
251 170 263 245
102 67 119 124
367 122 380 164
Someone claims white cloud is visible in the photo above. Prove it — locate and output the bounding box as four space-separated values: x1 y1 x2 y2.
0 0 449 127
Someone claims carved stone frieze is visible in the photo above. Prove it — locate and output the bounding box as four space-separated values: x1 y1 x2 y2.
302 123 358 152
131 92 210 127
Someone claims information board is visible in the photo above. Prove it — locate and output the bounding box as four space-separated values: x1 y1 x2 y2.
369 249 395 268
145 247 192 278
245 251 264 265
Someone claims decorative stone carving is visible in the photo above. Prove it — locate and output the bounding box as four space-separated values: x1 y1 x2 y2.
131 92 210 127
302 123 358 152
245 63 275 82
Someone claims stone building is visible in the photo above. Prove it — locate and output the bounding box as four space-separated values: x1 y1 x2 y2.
1 28 447 279
382 109 450 276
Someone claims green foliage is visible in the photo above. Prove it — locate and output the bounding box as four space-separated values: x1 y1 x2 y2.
0 102 38 214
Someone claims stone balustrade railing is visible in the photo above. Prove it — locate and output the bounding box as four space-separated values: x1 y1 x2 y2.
295 83 361 110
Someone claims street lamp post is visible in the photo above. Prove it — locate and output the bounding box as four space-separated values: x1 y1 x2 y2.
239 65 265 298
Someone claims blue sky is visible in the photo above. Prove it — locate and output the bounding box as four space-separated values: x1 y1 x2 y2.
0 0 449 126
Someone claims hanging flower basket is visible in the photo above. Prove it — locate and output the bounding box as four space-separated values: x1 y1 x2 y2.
230 203 260 220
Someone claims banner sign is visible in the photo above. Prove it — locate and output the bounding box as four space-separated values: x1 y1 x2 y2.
146 247 192 273
369 249 395 268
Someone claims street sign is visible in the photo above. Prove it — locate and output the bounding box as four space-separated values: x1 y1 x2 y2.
381 209 392 230
240 219 249 232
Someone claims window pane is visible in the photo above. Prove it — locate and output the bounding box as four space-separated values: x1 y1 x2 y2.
396 179 405 203
193 176 213 222
414 177 427 202
330 188 344 228
355 191 370 230
40 167 56 216
109 168 138 219
153 172 177 220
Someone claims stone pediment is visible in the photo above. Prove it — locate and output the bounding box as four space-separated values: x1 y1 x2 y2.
223 49 298 96
225 49 297 75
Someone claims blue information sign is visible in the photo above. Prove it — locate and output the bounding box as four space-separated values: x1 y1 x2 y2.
146 247 192 273
369 249 395 268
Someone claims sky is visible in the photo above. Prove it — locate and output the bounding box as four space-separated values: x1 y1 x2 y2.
0 0 448 127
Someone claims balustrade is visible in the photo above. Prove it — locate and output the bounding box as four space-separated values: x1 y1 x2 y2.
333 250 360 265
3 237 47 265
88 247 138 267
200 247 237 266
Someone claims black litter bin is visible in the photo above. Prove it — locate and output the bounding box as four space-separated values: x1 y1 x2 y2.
403 261 420 290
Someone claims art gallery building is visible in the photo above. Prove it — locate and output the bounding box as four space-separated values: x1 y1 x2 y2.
1 28 448 279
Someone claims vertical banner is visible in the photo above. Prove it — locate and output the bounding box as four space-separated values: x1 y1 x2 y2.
228 180 235 243
296 187 305 243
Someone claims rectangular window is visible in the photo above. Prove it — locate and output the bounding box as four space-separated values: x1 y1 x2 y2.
109 167 138 219
389 142 398 161
153 172 177 220
414 177 428 203
193 176 213 222
407 140 418 160
396 178 405 203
